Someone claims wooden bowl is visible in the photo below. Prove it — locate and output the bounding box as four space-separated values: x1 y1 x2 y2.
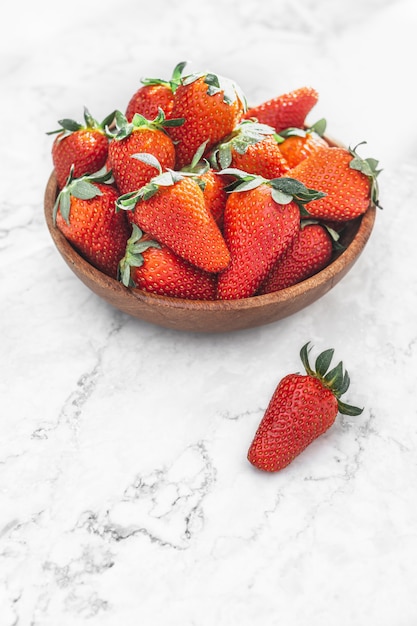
44 171 376 333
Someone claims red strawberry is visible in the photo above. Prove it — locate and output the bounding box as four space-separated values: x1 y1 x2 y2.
244 86 318 134
199 168 228 229
277 119 329 168
285 143 381 221
53 168 130 278
118 224 217 300
210 120 290 179
181 142 228 227
258 221 336 294
168 70 247 169
247 342 363 472
125 61 186 122
48 107 115 189
216 172 324 300
107 109 183 194
116 160 230 273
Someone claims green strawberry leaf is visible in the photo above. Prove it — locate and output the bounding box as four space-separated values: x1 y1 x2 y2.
309 118 327 136
218 168 266 193
116 191 141 212
71 179 103 201
269 177 326 206
338 369 351 396
323 361 344 390
278 127 307 140
100 109 117 132
170 61 187 92
315 348 334 377
131 152 163 174
217 143 233 169
337 399 363 416
152 171 177 186
162 116 186 128
56 118 83 132
111 110 133 139
300 342 315 377
190 141 209 169
270 188 293 205
53 189 71 225
84 166 114 185
118 224 161 287
83 107 97 128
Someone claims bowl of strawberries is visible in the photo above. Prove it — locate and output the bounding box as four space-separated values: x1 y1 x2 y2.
44 62 379 333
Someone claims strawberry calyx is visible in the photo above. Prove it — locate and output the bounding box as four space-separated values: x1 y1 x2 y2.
108 108 185 141
300 342 363 416
53 165 114 225
348 142 382 208
182 70 247 110
276 118 327 142
47 107 117 140
210 120 278 170
118 224 161 287
140 61 187 94
218 168 325 209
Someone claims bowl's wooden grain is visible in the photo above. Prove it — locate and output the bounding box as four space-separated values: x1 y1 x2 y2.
44 170 376 333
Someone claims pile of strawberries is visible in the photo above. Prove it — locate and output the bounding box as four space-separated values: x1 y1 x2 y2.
49 61 381 301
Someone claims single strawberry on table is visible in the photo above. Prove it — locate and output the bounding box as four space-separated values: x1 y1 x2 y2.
210 119 290 179
53 167 131 279
258 221 337 294
47 107 116 189
216 170 325 300
276 118 329 168
247 342 363 472
107 109 184 194
285 142 381 221
116 154 230 273
244 86 319 134
168 69 247 169
118 224 217 300
125 61 187 122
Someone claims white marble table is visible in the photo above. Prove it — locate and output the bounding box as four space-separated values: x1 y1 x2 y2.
1 0 417 624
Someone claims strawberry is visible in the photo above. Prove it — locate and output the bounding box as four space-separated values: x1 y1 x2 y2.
258 221 336 294
247 342 363 472
244 86 319 134
216 171 324 300
181 142 228 227
125 61 186 122
277 119 329 168
168 70 247 169
107 109 183 195
285 143 381 221
210 120 290 179
119 224 217 300
116 156 230 273
53 168 130 278
48 107 115 189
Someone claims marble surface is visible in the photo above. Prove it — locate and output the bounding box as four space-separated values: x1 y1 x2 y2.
1 0 417 623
